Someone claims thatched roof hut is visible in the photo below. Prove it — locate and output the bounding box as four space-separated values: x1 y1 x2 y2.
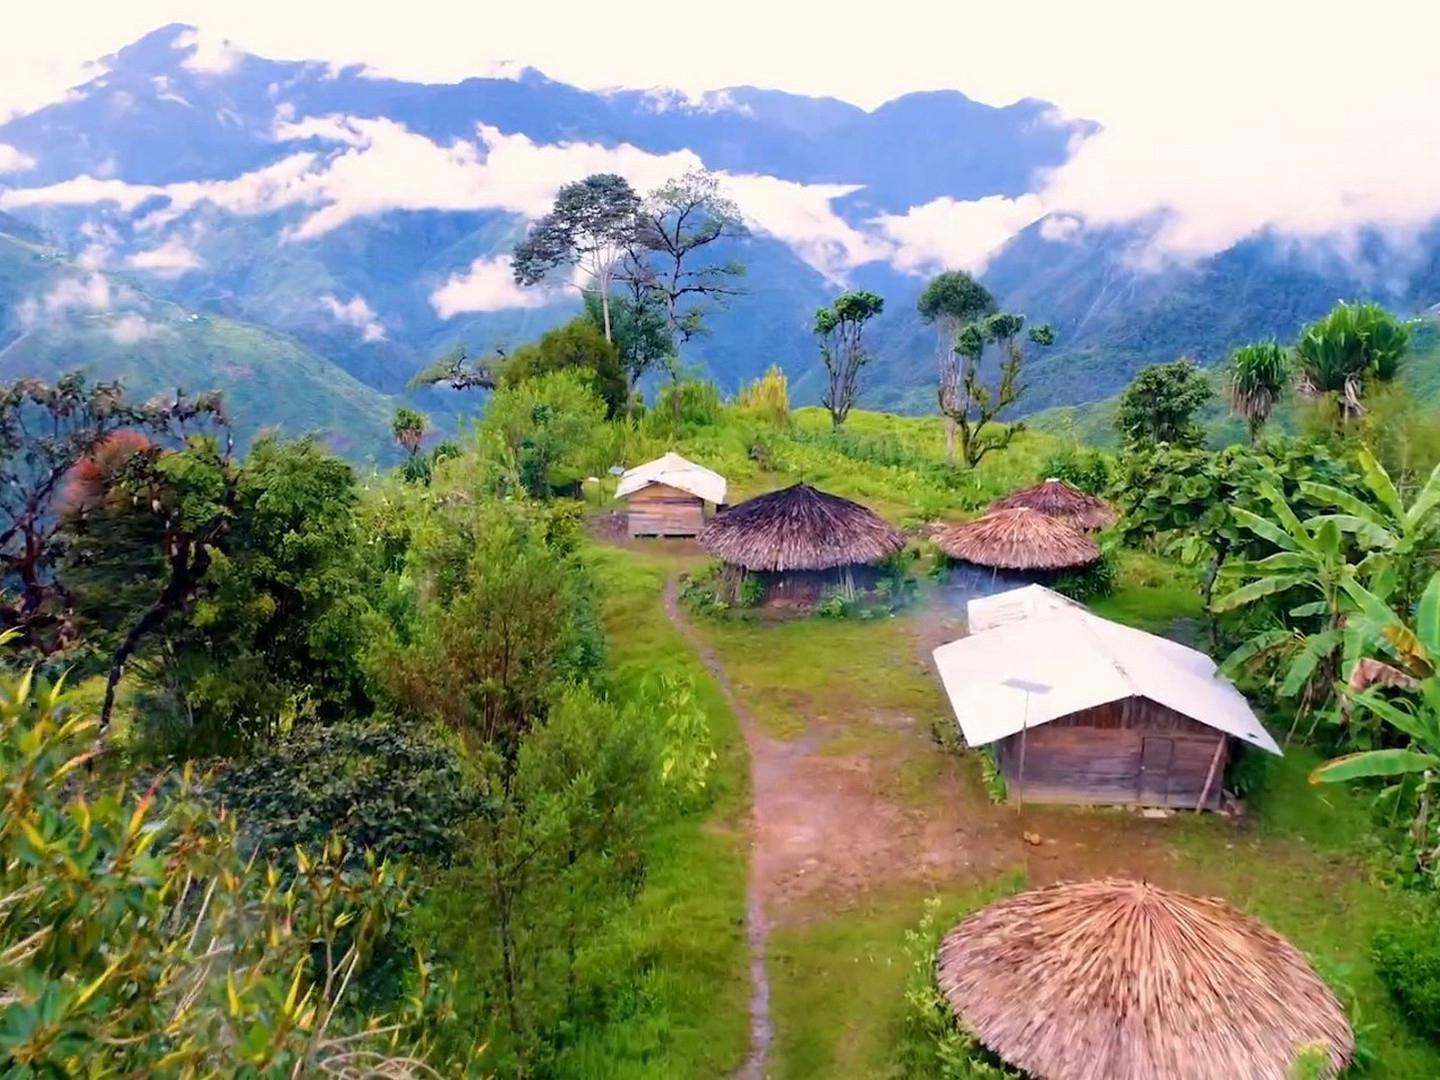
990 478 1117 531
698 483 904 572
934 507 1098 571
937 879 1354 1080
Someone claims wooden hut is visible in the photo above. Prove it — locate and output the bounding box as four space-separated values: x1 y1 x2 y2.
936 878 1354 1080
933 507 1099 573
989 477 1117 530
932 585 1280 808
697 482 905 605
616 452 727 538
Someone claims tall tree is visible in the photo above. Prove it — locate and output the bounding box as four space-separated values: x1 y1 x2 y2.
512 173 640 344
503 314 628 418
814 291 885 429
584 286 670 418
1116 358 1213 448
944 312 1054 468
1295 300 1411 426
628 170 747 347
1226 341 1290 441
918 270 997 465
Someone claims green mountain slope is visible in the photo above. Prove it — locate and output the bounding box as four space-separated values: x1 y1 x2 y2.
0 219 399 462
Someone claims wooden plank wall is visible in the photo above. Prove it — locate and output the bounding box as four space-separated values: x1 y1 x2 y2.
998 697 1227 808
627 484 705 537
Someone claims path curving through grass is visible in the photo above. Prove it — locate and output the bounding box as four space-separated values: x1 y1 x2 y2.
662 573 775 1079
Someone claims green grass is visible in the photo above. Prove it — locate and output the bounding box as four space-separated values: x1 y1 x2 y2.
767 875 1026 1080
691 612 944 741
544 546 752 1079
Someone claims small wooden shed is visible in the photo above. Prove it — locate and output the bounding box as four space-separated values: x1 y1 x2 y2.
616 453 727 538
932 585 1280 809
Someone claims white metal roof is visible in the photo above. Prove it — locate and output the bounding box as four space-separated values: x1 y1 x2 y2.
932 587 1281 755
615 452 727 505
967 583 1086 632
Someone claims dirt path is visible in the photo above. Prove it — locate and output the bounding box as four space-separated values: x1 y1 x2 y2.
662 576 774 1080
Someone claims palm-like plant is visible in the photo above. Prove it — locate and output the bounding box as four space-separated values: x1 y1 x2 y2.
1311 573 1440 864
1226 341 1289 441
1294 301 1411 424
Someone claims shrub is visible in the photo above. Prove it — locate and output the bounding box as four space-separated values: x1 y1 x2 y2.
0 656 460 1073
649 377 724 431
1053 545 1119 602
898 898 1017 1079
1373 915 1440 1041
737 365 791 426
679 561 731 617
1041 447 1111 495
210 719 477 868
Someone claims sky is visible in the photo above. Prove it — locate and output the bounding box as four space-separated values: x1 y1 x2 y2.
2 0 1439 291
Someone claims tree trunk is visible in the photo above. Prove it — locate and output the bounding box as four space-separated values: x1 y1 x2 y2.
944 416 957 466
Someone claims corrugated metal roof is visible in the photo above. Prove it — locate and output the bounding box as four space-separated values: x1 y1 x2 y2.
932 586 1281 755
616 452 727 505
967 583 1086 632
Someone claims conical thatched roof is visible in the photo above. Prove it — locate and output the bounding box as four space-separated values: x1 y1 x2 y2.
933 508 1099 571
990 478 1117 530
698 483 904 572
937 879 1354 1080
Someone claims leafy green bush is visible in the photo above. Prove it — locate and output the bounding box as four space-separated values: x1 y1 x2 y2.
0 655 460 1073
1053 545 1119 602
1374 915 1440 1041
679 561 731 617
211 719 476 868
649 377 724 431
737 364 791 427
898 898 1016 1079
1041 447 1112 494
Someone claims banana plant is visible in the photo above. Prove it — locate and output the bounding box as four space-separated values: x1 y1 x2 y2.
1213 484 1364 732
1301 446 1440 606
1311 572 1440 862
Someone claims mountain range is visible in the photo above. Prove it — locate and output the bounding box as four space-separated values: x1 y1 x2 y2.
1 24 1437 456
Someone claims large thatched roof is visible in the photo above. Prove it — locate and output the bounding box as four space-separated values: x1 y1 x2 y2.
698 483 905 572
933 508 1099 571
989 478 1117 530
937 879 1354 1080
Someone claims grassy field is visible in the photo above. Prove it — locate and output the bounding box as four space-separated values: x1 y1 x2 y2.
549 547 754 1078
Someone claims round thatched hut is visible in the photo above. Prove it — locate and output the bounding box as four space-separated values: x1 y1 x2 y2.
698 482 905 605
989 478 1117 531
936 879 1354 1080
934 507 1099 573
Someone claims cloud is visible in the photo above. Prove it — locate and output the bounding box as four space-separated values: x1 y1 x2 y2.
127 236 204 275
172 28 245 75
76 244 111 270
0 144 35 173
871 194 1047 275
1039 214 1081 243
431 255 555 317
106 313 161 344
42 273 113 316
319 293 386 341
723 173 890 280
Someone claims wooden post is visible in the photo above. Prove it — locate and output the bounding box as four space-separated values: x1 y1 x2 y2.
1196 737 1226 812
1016 694 1029 813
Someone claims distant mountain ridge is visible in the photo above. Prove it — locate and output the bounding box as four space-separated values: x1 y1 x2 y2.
0 24 1436 453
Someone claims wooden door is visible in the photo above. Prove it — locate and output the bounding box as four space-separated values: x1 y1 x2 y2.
1137 737 1174 805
